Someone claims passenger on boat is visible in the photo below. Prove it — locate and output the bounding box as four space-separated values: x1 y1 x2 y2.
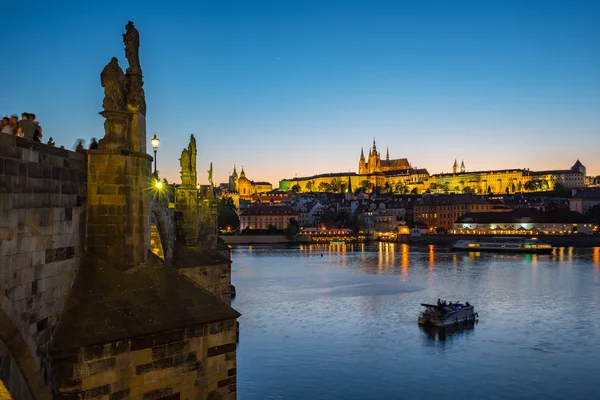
437 299 442 306
466 302 470 307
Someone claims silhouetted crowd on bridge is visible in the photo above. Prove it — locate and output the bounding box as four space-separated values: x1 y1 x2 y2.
1 113 43 141
2 112 100 150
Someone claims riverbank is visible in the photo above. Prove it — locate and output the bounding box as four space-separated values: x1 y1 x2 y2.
221 234 600 247
220 235 294 245
409 234 600 247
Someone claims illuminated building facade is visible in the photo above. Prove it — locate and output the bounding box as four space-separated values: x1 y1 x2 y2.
414 194 496 231
452 208 594 235
239 205 299 230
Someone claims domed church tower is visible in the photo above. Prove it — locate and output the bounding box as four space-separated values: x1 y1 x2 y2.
237 167 252 199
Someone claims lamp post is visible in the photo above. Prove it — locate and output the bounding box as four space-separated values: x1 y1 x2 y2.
151 134 160 175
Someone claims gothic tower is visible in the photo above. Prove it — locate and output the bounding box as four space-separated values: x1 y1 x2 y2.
453 159 458 174
359 148 367 174
460 160 465 173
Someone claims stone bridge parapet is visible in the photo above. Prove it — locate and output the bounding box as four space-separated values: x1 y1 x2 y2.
0 134 86 399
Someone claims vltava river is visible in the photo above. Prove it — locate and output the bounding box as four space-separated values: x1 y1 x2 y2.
232 244 600 400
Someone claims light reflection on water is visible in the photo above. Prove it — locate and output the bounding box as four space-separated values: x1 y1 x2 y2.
233 244 600 400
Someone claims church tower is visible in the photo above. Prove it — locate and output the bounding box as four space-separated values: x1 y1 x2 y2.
229 165 238 192
368 139 381 173
460 160 465 173
359 148 367 174
453 159 458 174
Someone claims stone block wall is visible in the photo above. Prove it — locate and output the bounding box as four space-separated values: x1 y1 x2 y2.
53 319 238 399
180 264 232 305
86 150 151 271
175 188 199 247
198 201 217 251
0 134 86 395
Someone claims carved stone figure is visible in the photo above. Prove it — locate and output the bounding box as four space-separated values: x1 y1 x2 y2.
100 57 126 111
189 134 197 180
180 148 190 174
123 21 141 73
208 162 213 187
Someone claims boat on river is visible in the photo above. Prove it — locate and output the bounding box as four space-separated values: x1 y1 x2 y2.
418 301 478 327
452 237 553 254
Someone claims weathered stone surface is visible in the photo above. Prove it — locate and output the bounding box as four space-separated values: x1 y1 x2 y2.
0 133 85 399
174 244 232 304
86 151 151 271
50 254 240 355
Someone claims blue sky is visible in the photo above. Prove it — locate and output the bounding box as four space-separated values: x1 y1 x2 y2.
2 0 599 186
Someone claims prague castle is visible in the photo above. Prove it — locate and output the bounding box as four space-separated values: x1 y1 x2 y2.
279 140 587 194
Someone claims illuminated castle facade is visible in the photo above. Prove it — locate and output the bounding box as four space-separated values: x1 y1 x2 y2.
279 141 588 194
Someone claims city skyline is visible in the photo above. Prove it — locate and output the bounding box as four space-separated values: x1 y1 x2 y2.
2 0 599 186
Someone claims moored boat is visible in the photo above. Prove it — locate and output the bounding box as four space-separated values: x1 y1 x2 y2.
452 237 552 254
418 301 478 327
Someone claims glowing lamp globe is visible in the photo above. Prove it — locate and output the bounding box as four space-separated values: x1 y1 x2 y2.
151 135 160 150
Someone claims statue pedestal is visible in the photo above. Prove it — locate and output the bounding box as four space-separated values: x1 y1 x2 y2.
98 110 131 151
86 150 152 271
175 185 199 247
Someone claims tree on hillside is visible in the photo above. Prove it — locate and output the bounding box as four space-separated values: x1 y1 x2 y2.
291 184 301 193
360 180 374 193
331 178 344 193
217 196 239 232
318 181 333 192
306 180 314 192
410 187 419 195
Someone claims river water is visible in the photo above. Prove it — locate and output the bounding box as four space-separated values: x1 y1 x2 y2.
231 244 600 400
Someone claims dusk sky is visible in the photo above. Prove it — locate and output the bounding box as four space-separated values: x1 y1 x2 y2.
2 0 599 186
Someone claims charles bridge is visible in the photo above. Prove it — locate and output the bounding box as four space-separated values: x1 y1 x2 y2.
0 22 240 399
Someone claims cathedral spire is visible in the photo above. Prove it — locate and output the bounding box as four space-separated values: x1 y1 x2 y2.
360 147 365 160
460 159 465 173
453 159 458 174
386 147 389 161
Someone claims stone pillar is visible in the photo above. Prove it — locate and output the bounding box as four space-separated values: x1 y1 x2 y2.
86 149 152 271
175 186 199 247
128 107 146 154
198 198 218 251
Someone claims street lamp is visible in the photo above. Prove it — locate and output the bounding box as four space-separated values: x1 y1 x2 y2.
151 134 160 175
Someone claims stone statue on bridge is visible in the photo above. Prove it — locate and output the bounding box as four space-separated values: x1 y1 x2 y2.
190 134 197 182
100 57 126 111
180 147 192 186
123 21 141 73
